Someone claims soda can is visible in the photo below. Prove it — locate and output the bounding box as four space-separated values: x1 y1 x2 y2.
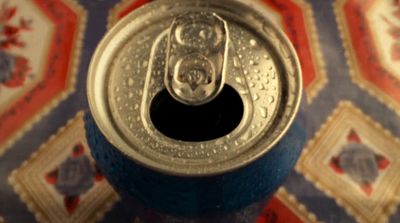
85 0 306 222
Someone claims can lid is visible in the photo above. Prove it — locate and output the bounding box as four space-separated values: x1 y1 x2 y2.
87 0 302 176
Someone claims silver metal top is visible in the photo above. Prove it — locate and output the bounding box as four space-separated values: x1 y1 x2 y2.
87 0 302 176
165 12 228 106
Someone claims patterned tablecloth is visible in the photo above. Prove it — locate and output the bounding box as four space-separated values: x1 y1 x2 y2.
1 0 400 223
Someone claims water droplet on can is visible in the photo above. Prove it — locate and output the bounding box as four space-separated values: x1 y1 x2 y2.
250 39 257 46
233 57 240 68
259 106 268 118
253 93 260 101
268 96 275 104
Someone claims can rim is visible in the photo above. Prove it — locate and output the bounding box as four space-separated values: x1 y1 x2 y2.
87 0 303 177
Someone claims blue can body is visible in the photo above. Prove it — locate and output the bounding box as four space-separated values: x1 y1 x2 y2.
84 107 306 221
84 2 306 222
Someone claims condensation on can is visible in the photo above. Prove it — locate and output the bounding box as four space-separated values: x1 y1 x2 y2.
87 0 302 176
86 0 305 221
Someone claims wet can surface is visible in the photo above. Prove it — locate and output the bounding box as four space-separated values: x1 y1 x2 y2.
85 0 306 222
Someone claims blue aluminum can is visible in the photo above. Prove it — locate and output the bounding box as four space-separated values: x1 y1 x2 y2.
85 0 306 222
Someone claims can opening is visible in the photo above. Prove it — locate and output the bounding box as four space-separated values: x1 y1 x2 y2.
150 85 243 142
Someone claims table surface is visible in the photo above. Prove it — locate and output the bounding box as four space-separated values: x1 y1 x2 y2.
1 0 400 223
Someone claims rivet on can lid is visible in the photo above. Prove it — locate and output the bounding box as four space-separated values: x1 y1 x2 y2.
87 0 303 176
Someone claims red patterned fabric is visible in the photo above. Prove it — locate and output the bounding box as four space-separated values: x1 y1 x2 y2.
1 1 400 223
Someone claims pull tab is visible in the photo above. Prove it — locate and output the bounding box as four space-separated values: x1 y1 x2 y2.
165 12 229 106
